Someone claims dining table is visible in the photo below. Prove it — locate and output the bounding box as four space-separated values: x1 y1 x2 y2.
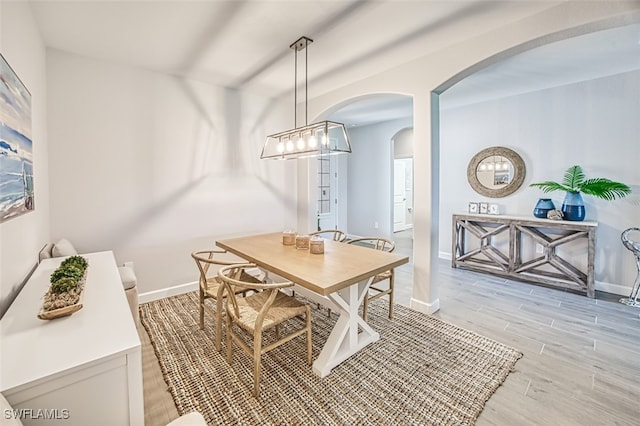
216 232 409 377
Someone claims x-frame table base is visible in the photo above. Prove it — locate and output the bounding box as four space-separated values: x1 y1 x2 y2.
289 276 378 378
452 214 597 297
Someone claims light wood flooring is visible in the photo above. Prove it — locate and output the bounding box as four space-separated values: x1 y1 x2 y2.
141 230 640 425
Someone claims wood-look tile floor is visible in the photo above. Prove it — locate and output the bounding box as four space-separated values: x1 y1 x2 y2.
142 230 640 425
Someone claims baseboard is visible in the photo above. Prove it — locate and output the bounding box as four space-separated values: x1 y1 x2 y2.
410 297 440 314
139 281 198 304
137 276 630 305
393 225 413 233
439 251 452 261
595 280 629 296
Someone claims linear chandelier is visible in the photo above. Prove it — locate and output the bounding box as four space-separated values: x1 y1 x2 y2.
260 36 351 160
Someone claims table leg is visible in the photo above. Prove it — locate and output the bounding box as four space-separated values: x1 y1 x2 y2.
312 277 379 377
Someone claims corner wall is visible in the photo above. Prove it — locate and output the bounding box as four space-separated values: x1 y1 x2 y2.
0 2 50 316
46 50 296 294
347 117 413 238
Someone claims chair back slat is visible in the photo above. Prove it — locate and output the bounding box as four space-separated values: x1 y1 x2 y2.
192 249 257 288
347 237 395 253
219 265 312 397
191 249 228 290
254 288 280 329
218 264 246 318
310 229 347 242
218 264 294 322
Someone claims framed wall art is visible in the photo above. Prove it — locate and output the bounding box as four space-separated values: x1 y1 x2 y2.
0 53 33 223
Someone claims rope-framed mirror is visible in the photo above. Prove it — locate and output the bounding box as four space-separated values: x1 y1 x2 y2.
466 146 526 198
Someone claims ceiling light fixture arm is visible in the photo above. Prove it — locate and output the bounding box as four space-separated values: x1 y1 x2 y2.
290 36 313 128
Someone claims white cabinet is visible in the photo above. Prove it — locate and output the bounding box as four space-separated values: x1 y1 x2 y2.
1 251 143 425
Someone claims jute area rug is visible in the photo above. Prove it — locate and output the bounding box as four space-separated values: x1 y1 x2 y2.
141 292 522 425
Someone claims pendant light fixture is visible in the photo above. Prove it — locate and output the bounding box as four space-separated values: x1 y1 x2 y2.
260 36 351 160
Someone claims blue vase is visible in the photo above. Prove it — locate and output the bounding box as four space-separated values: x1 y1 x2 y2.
533 198 555 219
562 192 585 221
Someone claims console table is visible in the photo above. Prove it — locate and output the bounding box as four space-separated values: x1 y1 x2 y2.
452 214 597 297
0 251 143 425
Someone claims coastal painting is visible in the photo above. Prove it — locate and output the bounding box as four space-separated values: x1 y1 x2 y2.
0 53 33 223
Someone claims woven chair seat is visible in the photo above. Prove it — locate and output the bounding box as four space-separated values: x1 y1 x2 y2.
231 291 308 331
372 270 392 284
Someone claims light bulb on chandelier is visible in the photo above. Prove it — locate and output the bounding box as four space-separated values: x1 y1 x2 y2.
297 135 306 150
308 133 317 148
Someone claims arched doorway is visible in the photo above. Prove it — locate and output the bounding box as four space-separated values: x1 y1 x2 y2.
310 94 413 238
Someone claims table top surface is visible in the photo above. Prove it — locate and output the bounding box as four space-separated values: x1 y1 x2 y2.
0 251 140 392
216 232 409 296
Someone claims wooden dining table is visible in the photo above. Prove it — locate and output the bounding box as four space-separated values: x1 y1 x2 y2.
216 232 409 377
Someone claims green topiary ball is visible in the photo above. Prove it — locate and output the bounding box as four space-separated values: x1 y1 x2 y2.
60 255 88 272
50 264 84 284
51 277 78 294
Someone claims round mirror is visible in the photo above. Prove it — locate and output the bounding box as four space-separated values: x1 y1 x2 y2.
467 146 525 198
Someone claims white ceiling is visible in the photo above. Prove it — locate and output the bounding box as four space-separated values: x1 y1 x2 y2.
28 1 640 126
441 22 640 109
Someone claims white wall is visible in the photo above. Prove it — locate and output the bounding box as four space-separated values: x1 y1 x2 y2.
46 50 296 294
439 70 640 294
0 2 50 316
393 127 413 158
347 117 412 238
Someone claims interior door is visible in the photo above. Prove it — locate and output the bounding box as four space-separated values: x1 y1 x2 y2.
404 158 413 229
393 160 407 232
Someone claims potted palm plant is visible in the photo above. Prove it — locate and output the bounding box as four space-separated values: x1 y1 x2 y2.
530 165 631 221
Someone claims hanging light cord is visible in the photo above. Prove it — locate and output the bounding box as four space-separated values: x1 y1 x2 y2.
294 46 298 128
305 41 308 126
292 38 310 129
